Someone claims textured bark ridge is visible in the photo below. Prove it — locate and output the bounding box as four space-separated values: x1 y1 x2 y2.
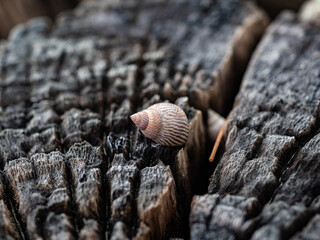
53 0 268 115
5 153 75 239
0 0 271 239
191 12 320 240
0 174 21 240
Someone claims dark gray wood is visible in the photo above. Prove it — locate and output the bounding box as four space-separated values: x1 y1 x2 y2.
135 162 176 240
0 0 76 38
61 109 103 149
5 152 75 240
66 142 105 239
53 0 268 115
0 0 270 239
0 175 21 240
291 214 320 240
106 154 139 239
190 194 261 240
190 12 320 240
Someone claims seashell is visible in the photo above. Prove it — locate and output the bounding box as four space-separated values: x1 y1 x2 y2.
130 103 189 146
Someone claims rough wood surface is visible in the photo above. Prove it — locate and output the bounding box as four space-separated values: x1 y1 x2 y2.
0 174 21 240
0 0 76 38
191 12 320 240
5 153 75 239
53 0 268 115
0 0 269 239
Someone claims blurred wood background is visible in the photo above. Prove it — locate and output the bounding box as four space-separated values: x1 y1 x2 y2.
256 0 307 17
0 0 78 38
0 0 309 39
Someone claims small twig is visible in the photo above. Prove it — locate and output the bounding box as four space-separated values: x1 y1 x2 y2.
209 117 228 162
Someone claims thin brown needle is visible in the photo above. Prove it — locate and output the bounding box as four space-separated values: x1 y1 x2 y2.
209 117 228 162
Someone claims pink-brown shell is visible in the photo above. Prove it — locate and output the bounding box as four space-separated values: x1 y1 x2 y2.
130 103 189 146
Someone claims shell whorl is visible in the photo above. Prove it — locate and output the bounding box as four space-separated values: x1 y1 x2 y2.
130 103 189 146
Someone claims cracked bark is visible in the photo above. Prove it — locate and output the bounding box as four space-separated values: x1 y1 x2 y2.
8 0 320 239
191 12 320 240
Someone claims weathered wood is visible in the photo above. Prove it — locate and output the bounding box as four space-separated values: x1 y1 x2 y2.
0 127 61 167
291 214 320 240
61 109 103 149
106 154 139 239
250 133 320 240
191 12 320 240
208 11 320 200
0 175 21 240
0 0 270 239
105 97 205 239
5 152 75 239
0 0 76 38
190 194 260 239
54 0 268 115
66 142 105 239
135 162 176 240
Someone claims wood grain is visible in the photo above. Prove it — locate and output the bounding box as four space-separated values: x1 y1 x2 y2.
0 0 278 239
191 12 320 240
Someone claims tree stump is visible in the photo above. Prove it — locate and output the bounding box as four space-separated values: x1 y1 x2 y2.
191 11 320 240
1 0 319 239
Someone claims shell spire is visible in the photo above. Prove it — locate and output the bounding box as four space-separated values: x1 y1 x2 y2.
130 102 189 146
130 111 149 130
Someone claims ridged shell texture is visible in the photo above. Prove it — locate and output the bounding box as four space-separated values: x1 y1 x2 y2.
130 103 189 146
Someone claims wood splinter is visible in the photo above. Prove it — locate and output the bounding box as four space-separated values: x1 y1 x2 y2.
209 117 228 162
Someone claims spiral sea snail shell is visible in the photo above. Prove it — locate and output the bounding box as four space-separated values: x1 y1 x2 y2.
130 103 189 146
